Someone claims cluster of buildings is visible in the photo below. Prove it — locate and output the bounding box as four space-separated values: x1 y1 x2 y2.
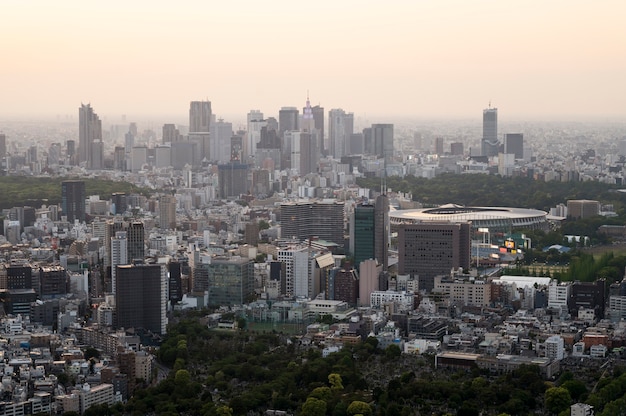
0 100 624 414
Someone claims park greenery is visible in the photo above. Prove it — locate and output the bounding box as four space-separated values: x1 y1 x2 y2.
73 317 626 416
356 173 626 214
0 176 150 211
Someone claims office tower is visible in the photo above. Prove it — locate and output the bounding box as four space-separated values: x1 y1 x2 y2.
4 264 33 290
328 109 354 158
280 201 345 246
279 107 299 137
110 231 128 294
349 133 364 155
116 262 167 334
111 193 127 216
311 105 325 153
397 221 471 293
206 256 254 306
504 133 524 159
113 147 125 171
171 141 199 169
372 123 394 164
78 104 103 168
66 140 76 165
276 246 308 297
247 110 264 160
0 133 6 161
567 199 600 219
351 195 389 270
450 142 464 156
189 101 211 133
61 180 86 222
251 168 270 196
288 132 318 175
363 127 373 155
169 261 183 304
162 124 181 144
434 137 444 155
105 220 145 273
218 163 249 199
230 135 243 162
481 106 499 157
91 141 104 170
210 119 234 164
159 195 177 230
333 268 359 305
256 126 281 170
39 266 68 298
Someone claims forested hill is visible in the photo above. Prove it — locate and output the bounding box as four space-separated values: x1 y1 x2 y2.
0 176 150 210
357 174 624 213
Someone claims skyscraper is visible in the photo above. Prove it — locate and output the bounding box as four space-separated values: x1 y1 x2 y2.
328 109 354 159
61 180 86 222
481 106 499 157
110 231 127 294
188 101 212 133
159 195 177 230
351 195 389 269
116 262 167 334
78 104 103 169
504 133 524 159
278 107 299 137
372 124 394 164
0 133 6 161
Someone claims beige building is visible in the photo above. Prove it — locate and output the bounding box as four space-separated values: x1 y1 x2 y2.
433 275 491 307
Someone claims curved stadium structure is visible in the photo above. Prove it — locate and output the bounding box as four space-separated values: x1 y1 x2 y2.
390 204 549 236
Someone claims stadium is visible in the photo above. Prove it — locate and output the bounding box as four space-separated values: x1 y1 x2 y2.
390 204 549 237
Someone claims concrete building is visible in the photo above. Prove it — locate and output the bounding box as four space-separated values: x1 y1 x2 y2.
115 262 167 334
61 180 86 223
567 199 600 219
280 201 345 247
397 221 471 293
159 195 177 230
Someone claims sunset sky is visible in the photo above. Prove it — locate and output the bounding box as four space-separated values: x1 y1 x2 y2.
2 1 625 123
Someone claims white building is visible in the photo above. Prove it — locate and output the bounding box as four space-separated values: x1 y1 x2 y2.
110 231 127 294
571 403 594 416
370 290 414 309
548 281 571 316
544 335 565 360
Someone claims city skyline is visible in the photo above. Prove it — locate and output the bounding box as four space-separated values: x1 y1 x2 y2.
2 1 626 122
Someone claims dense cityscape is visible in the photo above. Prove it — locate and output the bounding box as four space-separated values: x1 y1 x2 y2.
0 97 625 415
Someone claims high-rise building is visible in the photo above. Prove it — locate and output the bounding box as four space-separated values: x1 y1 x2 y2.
351 195 389 269
280 201 345 246
434 137 444 155
162 124 181 144
328 109 354 159
206 256 254 306
159 195 177 230
372 124 394 164
278 107 299 138
61 180 86 222
481 106 499 157
110 231 128 294
210 119 234 164
397 221 471 293
115 262 167 334
78 104 102 169
504 133 524 159
0 133 6 162
168 261 183 304
218 162 249 199
450 142 464 156
311 105 324 153
189 101 211 133
66 140 76 165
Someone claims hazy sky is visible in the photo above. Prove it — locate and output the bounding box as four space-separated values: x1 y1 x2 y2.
2 1 626 123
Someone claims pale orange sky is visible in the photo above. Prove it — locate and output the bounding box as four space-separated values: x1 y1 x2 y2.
2 0 625 123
